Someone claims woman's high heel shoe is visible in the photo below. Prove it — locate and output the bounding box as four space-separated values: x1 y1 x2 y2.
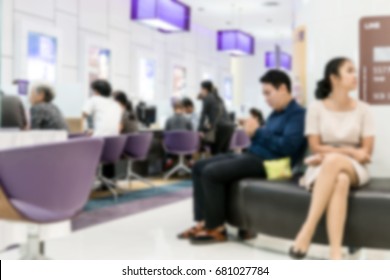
289 247 307 260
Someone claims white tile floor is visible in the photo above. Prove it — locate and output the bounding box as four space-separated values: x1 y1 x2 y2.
1 199 390 260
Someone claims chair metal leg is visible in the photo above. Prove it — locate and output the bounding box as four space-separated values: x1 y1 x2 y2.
21 225 49 260
164 155 192 180
126 159 154 188
98 165 119 201
99 177 119 201
126 160 133 190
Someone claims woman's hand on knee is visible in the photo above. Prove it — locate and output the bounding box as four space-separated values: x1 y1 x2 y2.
304 154 324 166
350 148 371 164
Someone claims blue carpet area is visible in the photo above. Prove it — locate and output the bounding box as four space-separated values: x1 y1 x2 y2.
84 180 192 212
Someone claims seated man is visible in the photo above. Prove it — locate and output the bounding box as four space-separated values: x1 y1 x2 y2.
165 101 193 131
82 80 122 137
29 85 68 130
182 97 199 131
178 69 307 244
1 91 27 130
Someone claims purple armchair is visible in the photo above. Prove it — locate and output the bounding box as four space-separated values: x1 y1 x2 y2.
163 131 200 179
98 135 128 200
0 138 104 259
229 129 251 154
123 132 154 188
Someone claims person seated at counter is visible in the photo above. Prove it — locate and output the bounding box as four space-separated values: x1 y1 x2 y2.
82 80 122 137
249 108 265 126
238 107 265 128
29 85 67 130
114 91 139 134
165 100 193 131
178 69 307 244
182 97 199 131
1 90 27 130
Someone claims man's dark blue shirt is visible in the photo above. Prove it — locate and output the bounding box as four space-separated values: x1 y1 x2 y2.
248 99 307 166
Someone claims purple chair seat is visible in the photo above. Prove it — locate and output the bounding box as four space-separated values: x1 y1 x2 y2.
230 129 250 152
163 130 200 155
123 132 154 188
0 138 103 259
97 135 128 200
100 135 128 164
0 138 104 223
124 132 153 160
10 199 77 222
163 130 200 179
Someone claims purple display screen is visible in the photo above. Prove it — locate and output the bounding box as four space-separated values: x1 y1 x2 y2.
265 51 277 68
280 52 292 70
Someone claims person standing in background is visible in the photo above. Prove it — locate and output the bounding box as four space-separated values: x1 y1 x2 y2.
82 80 122 137
198 81 234 155
0 91 27 130
29 85 67 130
114 91 139 134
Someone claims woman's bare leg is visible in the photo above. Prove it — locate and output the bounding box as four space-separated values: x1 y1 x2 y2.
326 172 357 260
293 154 356 254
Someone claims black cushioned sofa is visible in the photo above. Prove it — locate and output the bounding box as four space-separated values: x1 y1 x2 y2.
227 178 390 251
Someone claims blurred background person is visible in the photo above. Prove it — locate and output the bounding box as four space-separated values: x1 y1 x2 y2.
165 100 193 131
29 85 67 130
238 107 265 128
182 97 199 131
249 108 265 126
114 91 139 134
0 90 27 130
198 81 234 155
82 79 122 137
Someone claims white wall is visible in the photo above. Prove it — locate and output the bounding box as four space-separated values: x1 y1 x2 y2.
1 0 231 124
294 0 390 177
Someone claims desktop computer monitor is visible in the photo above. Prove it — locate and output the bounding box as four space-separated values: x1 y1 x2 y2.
136 103 157 128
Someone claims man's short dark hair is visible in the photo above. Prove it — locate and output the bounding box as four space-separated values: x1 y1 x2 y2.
91 79 112 97
182 97 194 108
260 69 291 93
36 85 55 103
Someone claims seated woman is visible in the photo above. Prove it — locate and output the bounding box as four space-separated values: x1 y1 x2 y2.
290 58 376 260
114 91 139 134
29 85 67 130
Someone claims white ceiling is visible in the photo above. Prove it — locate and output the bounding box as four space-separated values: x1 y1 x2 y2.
181 0 295 40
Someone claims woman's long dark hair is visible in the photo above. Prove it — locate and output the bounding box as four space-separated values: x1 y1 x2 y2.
315 57 349 100
114 91 136 121
201 80 223 103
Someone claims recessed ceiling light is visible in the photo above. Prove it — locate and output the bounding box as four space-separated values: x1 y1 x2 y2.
264 1 279 7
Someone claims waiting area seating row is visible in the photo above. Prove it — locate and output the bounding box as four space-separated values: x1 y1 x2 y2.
227 177 390 253
0 129 249 258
